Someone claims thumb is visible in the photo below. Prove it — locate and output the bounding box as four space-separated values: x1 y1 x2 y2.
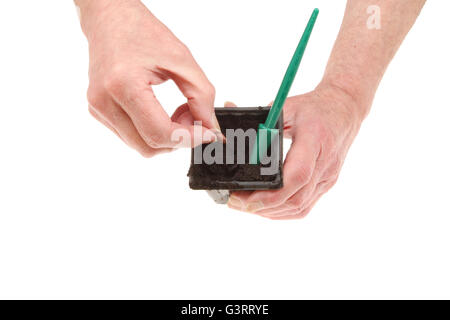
164 51 221 133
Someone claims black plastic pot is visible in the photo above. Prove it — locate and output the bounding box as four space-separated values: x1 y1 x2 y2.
188 107 283 191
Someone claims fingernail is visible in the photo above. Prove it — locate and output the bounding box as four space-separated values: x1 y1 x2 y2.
228 195 243 209
246 201 265 213
203 130 218 143
224 101 237 107
211 113 221 132
213 130 226 143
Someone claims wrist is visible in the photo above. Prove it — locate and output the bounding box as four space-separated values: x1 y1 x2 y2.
75 0 141 37
313 80 368 127
317 77 372 123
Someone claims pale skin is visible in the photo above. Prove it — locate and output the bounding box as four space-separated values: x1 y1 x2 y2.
76 0 426 219
75 0 222 157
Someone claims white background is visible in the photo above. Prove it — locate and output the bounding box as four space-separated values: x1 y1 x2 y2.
0 0 449 299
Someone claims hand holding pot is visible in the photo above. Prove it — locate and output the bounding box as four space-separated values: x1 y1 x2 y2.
228 84 362 219
76 0 220 157
228 0 426 219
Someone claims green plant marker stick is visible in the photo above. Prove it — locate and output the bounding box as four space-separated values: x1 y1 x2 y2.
250 8 319 164
265 8 319 129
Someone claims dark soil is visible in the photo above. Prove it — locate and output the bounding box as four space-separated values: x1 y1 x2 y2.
188 107 283 190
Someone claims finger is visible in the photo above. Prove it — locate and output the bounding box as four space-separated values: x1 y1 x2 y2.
268 189 327 220
281 98 299 139
106 76 218 148
230 178 316 217
162 51 220 132
171 101 235 127
224 101 237 108
253 176 318 216
272 167 338 217
260 208 309 220
258 209 303 220
89 101 171 158
228 198 264 217
173 101 236 134
88 106 122 140
254 161 338 217
259 178 334 220
232 130 321 213
227 200 244 212
170 103 225 146
227 191 253 212
171 103 194 126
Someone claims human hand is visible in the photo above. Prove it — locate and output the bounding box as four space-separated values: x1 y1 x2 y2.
228 84 363 219
76 0 220 157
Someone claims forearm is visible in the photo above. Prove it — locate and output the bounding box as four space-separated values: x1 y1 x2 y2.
74 0 142 37
320 0 426 120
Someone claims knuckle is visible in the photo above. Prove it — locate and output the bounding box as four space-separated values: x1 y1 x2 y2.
328 159 341 172
292 164 313 183
328 171 340 183
139 149 156 158
307 121 334 146
87 87 104 111
316 123 330 139
87 106 98 119
295 208 311 219
306 118 325 134
144 132 166 148
325 177 338 191
171 43 190 60
103 64 129 96
288 196 304 209
264 192 283 206
188 81 215 107
323 160 341 181
293 197 304 208
203 81 216 99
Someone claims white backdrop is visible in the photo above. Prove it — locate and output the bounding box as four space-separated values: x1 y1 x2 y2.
0 0 449 299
